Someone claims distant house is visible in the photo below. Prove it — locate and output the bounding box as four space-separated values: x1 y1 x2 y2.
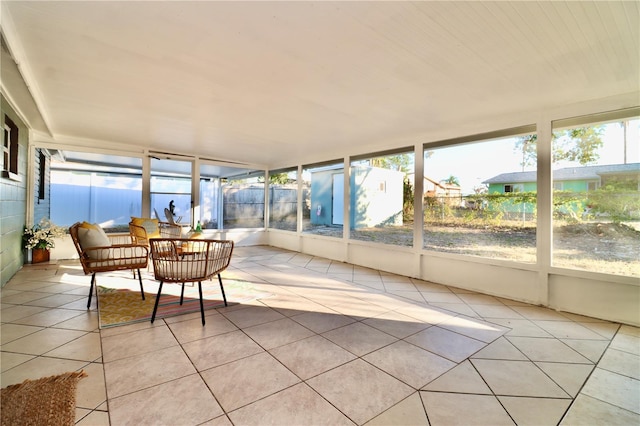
310 165 404 228
482 163 640 216
424 177 462 206
484 163 640 193
407 174 462 206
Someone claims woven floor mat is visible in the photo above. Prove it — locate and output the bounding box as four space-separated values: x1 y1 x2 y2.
1 371 87 426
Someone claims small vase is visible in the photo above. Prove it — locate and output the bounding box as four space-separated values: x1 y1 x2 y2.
32 248 50 264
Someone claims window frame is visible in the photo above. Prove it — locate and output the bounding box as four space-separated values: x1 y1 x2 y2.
2 116 20 181
38 151 46 200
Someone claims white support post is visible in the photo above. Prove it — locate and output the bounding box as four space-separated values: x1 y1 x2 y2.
192 158 200 227
141 153 151 218
297 165 303 234
537 115 552 306
343 156 350 241
413 143 425 252
264 169 270 229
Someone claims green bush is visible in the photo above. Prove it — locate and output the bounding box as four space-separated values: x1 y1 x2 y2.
585 187 640 222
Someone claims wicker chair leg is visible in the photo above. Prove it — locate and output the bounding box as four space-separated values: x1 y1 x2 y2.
198 281 205 326
137 269 145 300
151 281 164 323
218 274 228 307
87 273 96 309
180 283 185 305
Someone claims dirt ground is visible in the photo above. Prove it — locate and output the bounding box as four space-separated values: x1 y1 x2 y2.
551 222 640 276
304 221 640 277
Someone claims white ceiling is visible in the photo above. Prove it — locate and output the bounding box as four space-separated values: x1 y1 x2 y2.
1 1 639 169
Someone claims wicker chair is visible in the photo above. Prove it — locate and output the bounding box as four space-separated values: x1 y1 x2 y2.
149 238 234 325
129 220 181 246
69 222 149 309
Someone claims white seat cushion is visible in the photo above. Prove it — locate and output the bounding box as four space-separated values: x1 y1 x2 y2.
154 259 208 281
78 225 111 260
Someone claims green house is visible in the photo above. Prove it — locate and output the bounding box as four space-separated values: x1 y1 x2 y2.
482 163 640 216
484 163 640 194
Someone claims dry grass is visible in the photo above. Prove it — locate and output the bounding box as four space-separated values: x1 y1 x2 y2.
304 220 639 277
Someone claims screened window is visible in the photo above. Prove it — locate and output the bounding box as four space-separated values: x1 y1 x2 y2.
151 158 192 226
349 149 414 247
268 167 298 231
423 129 537 262
302 160 343 237
199 167 221 230
552 110 639 277
50 151 143 231
222 171 265 229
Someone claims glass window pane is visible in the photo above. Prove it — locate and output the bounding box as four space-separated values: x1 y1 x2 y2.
302 160 343 237
223 172 265 229
151 158 192 225
423 134 537 262
268 167 298 231
349 150 414 247
552 116 640 277
199 174 221 230
50 151 142 232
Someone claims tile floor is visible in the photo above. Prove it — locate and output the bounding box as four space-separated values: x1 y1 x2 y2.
1 245 639 425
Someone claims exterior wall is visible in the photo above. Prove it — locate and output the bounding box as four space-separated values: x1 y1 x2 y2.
311 166 404 228
488 181 537 193
0 97 28 286
309 169 341 226
486 182 537 215
351 166 404 228
489 180 596 193
558 179 588 192
549 273 640 325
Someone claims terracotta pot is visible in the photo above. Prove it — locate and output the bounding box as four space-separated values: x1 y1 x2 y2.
32 248 50 263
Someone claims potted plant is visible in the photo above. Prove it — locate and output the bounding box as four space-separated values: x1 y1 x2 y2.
22 218 67 263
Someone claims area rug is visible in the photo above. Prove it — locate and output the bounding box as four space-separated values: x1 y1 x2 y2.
97 279 272 328
1 371 87 426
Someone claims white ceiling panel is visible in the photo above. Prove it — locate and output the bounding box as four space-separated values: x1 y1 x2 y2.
1 1 638 168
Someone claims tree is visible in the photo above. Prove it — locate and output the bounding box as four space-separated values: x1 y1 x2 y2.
369 154 413 173
516 134 537 171
258 173 291 184
268 172 290 184
442 175 460 186
515 126 604 168
402 177 414 222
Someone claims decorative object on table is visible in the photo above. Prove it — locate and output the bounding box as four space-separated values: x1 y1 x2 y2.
22 218 67 263
164 207 183 224
0 370 87 426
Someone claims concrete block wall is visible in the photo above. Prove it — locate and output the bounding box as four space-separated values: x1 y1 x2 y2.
1 97 28 287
